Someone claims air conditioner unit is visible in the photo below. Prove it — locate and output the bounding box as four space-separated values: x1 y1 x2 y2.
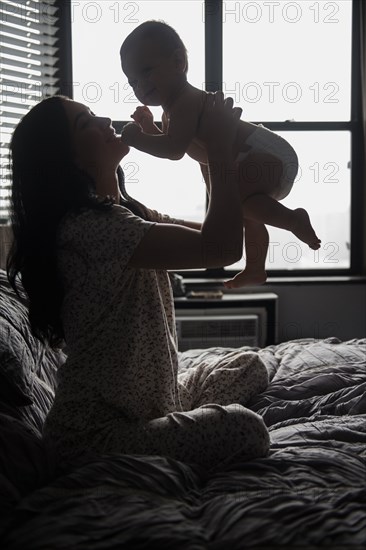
175 310 262 351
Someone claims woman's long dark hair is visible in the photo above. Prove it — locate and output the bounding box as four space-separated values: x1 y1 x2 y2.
7 95 145 348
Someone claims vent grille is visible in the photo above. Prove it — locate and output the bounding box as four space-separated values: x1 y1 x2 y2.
180 317 257 338
176 315 259 351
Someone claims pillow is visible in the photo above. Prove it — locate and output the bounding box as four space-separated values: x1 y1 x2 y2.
0 303 36 407
0 270 64 407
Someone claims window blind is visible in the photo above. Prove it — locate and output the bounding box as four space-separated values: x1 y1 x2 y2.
0 0 60 222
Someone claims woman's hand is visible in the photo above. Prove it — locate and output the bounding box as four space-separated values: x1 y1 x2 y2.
197 91 242 161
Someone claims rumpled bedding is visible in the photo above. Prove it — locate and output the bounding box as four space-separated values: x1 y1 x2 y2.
2 343 365 548
0 268 365 548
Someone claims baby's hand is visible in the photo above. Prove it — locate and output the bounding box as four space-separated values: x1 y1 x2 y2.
121 121 142 145
131 106 155 132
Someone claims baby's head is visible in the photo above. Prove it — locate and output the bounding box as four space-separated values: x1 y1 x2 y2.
120 21 188 106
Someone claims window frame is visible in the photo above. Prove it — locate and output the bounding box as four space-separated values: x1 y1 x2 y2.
57 0 365 279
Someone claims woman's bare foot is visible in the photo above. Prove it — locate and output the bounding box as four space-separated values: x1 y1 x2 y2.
224 268 267 289
292 208 321 250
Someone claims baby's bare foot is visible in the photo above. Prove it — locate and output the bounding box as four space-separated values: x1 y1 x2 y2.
224 268 267 289
292 208 321 250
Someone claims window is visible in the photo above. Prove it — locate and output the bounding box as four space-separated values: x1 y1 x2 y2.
71 0 206 225
69 0 362 276
222 0 354 273
2 1 363 277
0 0 61 222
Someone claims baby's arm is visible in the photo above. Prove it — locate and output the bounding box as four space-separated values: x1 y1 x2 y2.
121 94 199 161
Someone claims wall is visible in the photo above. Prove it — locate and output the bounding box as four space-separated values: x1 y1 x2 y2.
1 225 365 343
0 226 12 271
226 280 366 343
183 277 366 343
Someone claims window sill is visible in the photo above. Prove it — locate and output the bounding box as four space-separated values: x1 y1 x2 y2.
180 275 366 293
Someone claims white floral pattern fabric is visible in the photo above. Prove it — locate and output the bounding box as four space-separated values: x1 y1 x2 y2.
43 205 269 470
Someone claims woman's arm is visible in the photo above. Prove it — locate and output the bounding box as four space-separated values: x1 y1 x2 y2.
186 140 208 165
129 92 243 270
127 202 203 231
179 220 202 231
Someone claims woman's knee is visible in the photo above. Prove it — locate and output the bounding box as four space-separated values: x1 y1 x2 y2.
249 355 269 393
235 353 269 396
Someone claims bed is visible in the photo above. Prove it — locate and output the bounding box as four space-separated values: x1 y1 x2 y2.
0 268 365 549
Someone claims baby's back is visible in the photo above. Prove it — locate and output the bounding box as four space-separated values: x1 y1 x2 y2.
184 86 255 162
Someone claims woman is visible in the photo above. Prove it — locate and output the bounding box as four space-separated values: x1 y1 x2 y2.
7 92 269 471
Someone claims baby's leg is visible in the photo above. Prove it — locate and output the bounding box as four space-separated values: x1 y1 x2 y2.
224 219 268 288
238 152 321 249
243 194 321 250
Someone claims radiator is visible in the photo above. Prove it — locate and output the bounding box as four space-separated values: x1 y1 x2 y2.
175 311 262 351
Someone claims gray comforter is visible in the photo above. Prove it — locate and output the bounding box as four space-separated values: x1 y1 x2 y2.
0 269 365 548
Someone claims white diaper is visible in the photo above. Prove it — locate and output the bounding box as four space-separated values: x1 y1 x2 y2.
236 124 298 200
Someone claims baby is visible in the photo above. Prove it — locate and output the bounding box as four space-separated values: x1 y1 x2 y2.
120 20 321 287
